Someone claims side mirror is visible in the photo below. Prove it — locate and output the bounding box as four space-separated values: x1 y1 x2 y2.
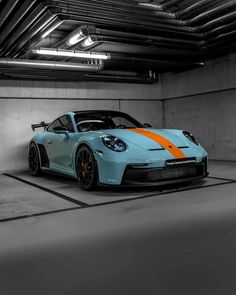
143 123 152 128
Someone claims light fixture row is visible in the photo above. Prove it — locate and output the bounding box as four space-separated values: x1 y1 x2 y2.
33 48 110 60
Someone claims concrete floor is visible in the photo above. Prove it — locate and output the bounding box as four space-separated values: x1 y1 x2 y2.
0 161 236 295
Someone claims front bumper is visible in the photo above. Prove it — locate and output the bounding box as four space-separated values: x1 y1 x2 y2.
121 157 208 186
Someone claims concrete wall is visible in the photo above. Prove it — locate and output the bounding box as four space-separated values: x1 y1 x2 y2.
0 80 162 172
162 53 236 161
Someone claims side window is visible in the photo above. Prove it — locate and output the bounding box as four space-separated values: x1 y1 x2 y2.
47 119 61 132
47 115 74 132
59 115 74 132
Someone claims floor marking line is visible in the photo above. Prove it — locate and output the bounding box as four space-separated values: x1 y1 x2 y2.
0 206 81 223
1 175 233 224
207 176 236 183
3 173 89 207
0 180 232 224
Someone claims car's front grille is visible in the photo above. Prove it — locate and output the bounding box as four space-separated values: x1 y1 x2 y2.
147 166 197 182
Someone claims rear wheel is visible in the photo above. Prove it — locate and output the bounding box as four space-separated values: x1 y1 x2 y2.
75 145 98 190
28 142 42 176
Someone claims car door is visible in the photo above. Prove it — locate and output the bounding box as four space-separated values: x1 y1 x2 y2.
45 115 75 174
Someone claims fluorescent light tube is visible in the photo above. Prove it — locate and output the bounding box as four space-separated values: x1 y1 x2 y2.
33 48 110 60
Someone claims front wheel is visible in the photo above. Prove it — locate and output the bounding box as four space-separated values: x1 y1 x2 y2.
28 142 41 176
75 145 98 190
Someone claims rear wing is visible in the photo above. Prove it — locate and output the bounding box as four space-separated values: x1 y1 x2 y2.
31 121 49 131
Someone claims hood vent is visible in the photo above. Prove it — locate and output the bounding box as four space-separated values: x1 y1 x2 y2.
148 146 189 151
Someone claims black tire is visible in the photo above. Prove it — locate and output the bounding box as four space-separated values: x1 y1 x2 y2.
28 142 42 176
75 145 98 190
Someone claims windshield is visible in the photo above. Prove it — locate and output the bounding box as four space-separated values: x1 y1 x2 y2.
74 111 144 132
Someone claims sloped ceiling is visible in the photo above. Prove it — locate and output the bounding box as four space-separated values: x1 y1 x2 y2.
0 0 236 83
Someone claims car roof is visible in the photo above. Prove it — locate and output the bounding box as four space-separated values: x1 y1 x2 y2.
73 110 124 114
70 110 127 116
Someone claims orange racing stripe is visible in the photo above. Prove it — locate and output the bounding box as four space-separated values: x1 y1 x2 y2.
128 128 186 159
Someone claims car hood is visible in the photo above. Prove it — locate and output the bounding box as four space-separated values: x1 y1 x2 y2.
99 128 188 150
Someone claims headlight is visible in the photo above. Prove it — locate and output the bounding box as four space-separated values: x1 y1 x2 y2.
183 131 199 145
102 135 126 152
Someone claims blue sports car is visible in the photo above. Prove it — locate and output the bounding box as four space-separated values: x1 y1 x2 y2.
28 110 208 190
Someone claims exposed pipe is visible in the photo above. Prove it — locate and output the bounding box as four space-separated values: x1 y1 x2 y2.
48 0 198 34
81 73 156 84
17 17 65 58
158 0 236 39
65 13 197 36
204 19 236 39
0 0 235 79
53 31 201 60
161 0 182 10
0 3 47 56
2 71 156 84
176 0 216 18
0 0 38 45
206 29 236 46
61 7 185 28
188 1 236 25
65 25 202 52
62 0 154 11
137 2 177 19
1 72 85 81
0 0 20 28
200 11 236 32
6 12 57 57
53 0 177 23
68 24 201 47
0 58 104 72
132 0 234 34
141 0 232 34
108 53 203 67
137 2 163 12
87 41 202 58
188 0 231 21
169 0 205 12
87 34 200 51
94 26 202 47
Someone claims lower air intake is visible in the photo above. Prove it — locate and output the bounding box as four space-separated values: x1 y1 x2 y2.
123 161 206 184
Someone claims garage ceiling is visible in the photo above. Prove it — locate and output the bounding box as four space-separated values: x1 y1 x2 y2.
0 0 236 83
